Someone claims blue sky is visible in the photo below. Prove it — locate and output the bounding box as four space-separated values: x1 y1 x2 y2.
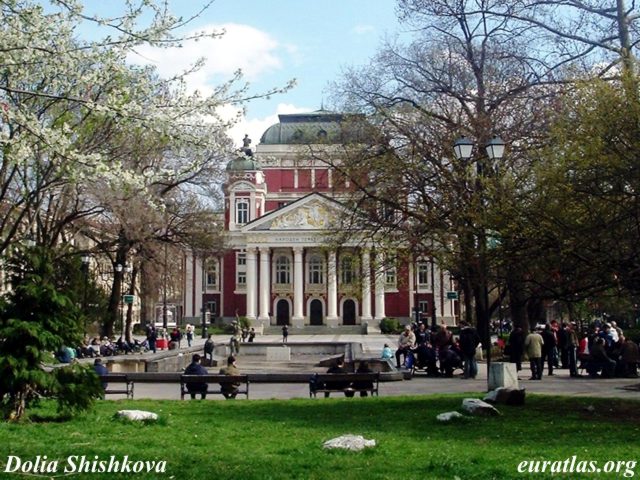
122 0 402 146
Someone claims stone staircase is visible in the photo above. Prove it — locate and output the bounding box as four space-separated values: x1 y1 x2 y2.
262 325 365 335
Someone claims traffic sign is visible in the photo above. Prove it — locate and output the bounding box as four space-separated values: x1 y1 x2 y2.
123 294 135 304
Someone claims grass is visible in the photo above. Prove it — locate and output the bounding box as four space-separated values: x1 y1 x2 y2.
1 395 640 479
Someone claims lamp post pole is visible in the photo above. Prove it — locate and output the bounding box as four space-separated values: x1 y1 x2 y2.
81 255 90 336
454 135 505 390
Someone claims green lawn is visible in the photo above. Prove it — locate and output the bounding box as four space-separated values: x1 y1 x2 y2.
1 395 639 479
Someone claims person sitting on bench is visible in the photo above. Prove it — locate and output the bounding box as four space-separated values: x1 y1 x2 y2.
93 358 108 391
325 358 352 398
219 355 241 399
184 354 208 399
354 361 374 397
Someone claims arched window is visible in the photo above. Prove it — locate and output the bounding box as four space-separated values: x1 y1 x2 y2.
340 256 355 285
308 255 324 284
275 256 291 284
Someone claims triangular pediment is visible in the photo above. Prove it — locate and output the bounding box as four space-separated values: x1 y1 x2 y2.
241 193 347 232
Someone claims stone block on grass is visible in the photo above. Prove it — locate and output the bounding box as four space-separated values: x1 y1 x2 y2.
462 398 500 416
323 435 376 451
488 362 519 390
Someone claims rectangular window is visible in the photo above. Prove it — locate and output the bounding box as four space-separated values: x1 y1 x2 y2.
206 301 217 316
385 265 397 287
417 262 430 287
236 251 246 287
309 256 324 284
236 200 249 224
418 300 429 314
205 260 217 288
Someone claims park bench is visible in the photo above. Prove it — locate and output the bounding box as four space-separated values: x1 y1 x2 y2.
180 374 250 400
309 372 380 398
99 374 134 399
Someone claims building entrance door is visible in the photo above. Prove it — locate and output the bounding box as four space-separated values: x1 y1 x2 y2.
342 299 356 325
276 299 290 325
310 299 323 325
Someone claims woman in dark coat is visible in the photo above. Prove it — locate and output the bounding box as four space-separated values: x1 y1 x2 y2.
508 326 525 371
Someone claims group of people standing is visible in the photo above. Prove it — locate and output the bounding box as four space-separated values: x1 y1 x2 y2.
508 320 639 379
391 321 482 378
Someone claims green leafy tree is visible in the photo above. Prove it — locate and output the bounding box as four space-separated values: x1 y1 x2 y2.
0 246 102 421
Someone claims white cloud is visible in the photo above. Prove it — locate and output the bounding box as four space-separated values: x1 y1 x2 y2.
352 24 375 35
129 23 285 95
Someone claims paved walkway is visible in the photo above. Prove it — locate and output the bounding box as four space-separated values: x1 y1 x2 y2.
107 334 640 401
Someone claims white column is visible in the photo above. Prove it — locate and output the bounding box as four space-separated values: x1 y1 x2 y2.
327 250 339 326
374 251 386 320
292 247 304 327
229 192 236 230
246 248 257 321
258 247 270 324
361 249 372 321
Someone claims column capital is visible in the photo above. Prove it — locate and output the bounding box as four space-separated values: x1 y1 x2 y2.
293 246 304 254
259 246 270 254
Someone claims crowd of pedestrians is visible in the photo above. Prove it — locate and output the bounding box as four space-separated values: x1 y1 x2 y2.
391 321 478 378
508 320 639 379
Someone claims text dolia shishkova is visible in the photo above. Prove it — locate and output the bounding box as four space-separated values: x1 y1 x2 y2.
4 455 167 474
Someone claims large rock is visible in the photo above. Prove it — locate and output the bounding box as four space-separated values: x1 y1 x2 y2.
436 411 465 422
323 435 376 451
484 387 526 406
116 410 158 422
461 398 500 416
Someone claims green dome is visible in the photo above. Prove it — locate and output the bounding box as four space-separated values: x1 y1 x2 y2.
260 110 348 145
226 155 262 172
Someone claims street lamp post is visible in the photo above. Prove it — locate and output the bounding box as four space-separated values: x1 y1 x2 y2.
453 135 505 390
81 254 90 336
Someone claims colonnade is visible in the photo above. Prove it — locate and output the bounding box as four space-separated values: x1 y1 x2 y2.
244 246 387 327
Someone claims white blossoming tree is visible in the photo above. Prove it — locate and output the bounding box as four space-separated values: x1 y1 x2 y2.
0 0 291 416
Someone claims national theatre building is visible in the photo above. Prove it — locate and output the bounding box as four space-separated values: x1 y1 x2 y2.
182 111 458 330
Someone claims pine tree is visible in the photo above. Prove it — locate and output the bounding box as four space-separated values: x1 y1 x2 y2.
0 245 101 421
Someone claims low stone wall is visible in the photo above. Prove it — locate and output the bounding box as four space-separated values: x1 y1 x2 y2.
103 342 367 374
215 342 353 357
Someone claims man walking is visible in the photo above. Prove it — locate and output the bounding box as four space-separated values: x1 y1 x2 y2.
525 327 544 380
